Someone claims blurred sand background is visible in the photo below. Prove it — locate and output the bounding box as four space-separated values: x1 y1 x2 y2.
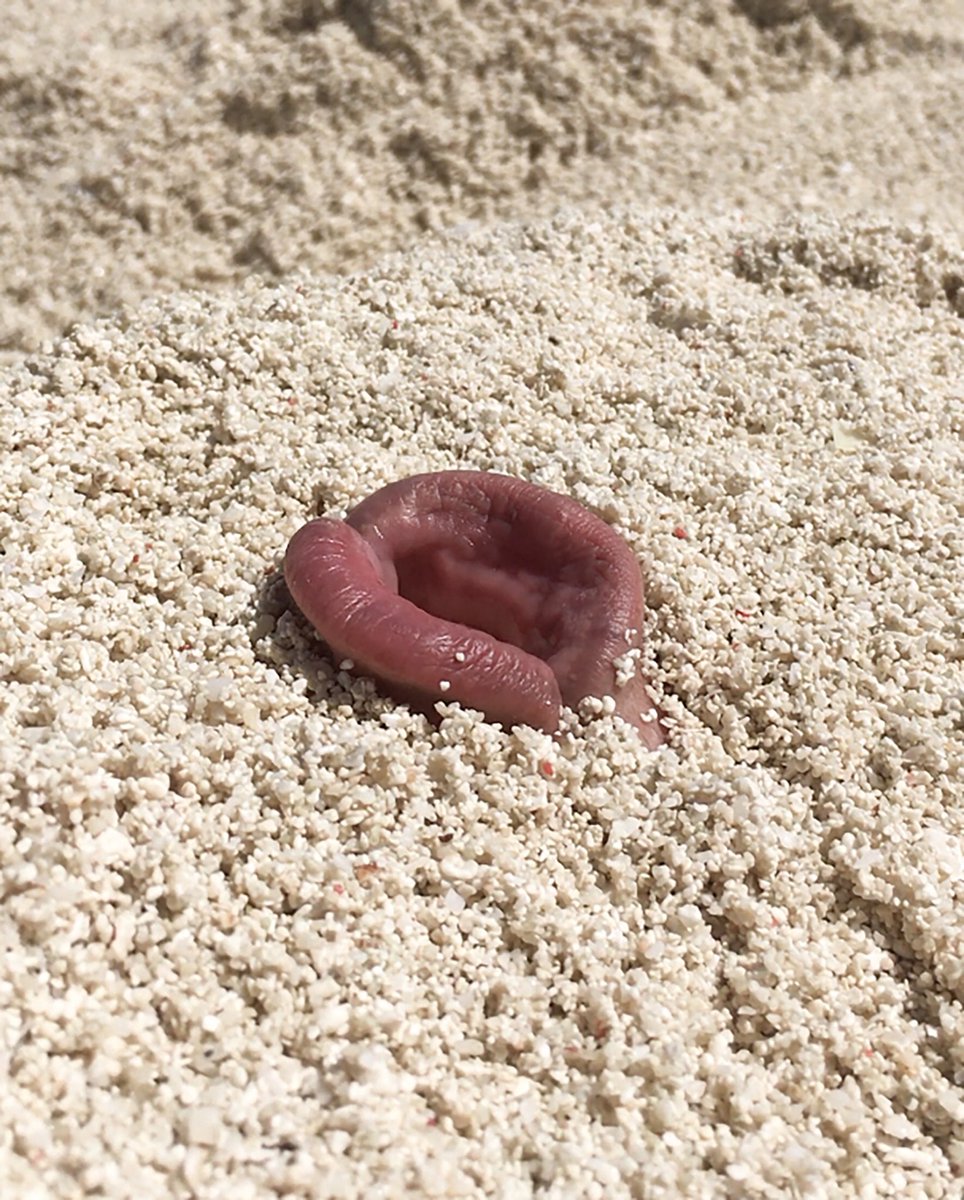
2 0 963 359
1 2 963 1198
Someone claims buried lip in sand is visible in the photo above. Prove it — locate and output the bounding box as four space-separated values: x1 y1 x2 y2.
2 0 963 1189
284 470 666 746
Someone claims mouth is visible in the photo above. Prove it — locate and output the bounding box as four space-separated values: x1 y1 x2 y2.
284 470 665 746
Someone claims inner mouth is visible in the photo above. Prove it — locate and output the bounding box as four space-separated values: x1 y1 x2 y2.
392 539 570 663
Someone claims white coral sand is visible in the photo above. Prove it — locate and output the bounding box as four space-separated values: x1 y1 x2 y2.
1 206 962 1196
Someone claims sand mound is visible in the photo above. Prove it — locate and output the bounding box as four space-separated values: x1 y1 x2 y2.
2 0 963 358
2 207 962 1195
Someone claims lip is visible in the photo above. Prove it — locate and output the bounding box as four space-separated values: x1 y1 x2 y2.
284 470 665 746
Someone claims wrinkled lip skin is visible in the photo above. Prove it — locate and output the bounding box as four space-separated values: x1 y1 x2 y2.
284 470 666 748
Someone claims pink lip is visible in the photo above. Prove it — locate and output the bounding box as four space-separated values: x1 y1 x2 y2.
284 470 665 747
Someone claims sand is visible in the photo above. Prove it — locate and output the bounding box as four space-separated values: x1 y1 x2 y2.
3 0 964 360
1 2 963 1199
